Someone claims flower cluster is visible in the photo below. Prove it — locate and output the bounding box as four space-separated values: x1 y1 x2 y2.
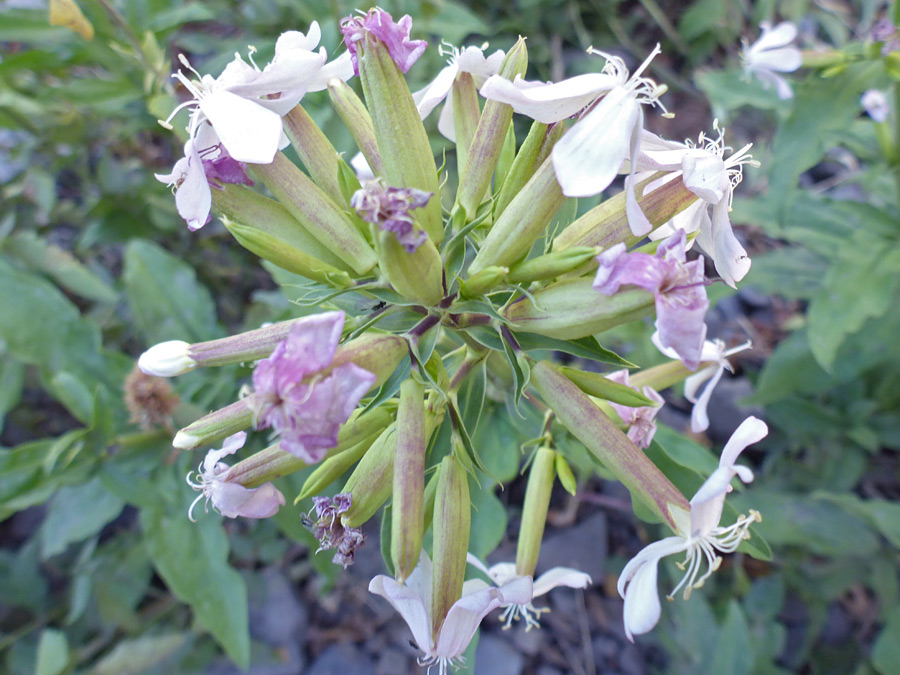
144 8 779 670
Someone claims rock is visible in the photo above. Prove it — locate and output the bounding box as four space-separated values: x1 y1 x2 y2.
307 643 375 675
474 634 524 675
537 512 608 582
375 647 409 675
704 378 765 445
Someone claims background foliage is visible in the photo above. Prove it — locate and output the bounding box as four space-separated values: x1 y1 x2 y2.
1 0 899 673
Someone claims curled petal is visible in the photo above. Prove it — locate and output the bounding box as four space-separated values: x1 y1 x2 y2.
685 364 723 433
436 587 505 659
720 416 768 469
533 567 593 597
617 537 688 641
480 72 616 124
369 574 434 655
211 481 285 519
705 198 750 287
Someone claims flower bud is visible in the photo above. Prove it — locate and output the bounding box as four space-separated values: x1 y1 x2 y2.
515 446 556 577
467 155 565 275
558 366 659 408
391 378 427 581
553 174 697 251
328 78 385 177
628 359 696 392
138 340 195 377
251 153 378 275
504 276 654 340
455 38 528 218
355 24 443 242
495 120 565 216
331 332 410 386
507 247 600 284
430 453 471 640
173 398 254 450
296 433 380 502
451 71 481 172
375 230 445 306
283 105 346 206
460 265 508 298
529 360 688 529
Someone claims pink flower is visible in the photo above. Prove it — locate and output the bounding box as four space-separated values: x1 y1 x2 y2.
251 311 376 462
341 9 427 76
304 493 366 568
351 179 432 252
186 432 285 521
606 370 664 449
593 230 708 369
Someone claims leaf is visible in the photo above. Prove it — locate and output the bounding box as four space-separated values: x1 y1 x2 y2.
141 506 250 668
48 0 94 40
872 606 900 675
90 633 188 675
709 601 753 675
40 477 124 559
514 332 635 368
123 240 222 344
814 493 900 549
35 629 68 675
0 358 25 435
468 479 506 560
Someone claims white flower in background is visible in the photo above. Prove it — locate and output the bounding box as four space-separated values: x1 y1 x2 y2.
617 417 766 641
480 44 669 234
466 554 592 630
632 122 759 287
186 432 286 521
653 335 752 432
862 89 890 123
369 552 532 674
741 21 802 100
413 43 506 141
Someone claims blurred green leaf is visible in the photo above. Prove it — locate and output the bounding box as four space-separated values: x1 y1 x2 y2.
815 493 900 549
40 477 124 559
89 632 189 675
141 504 250 668
872 606 900 675
123 240 222 344
0 358 25 436
468 478 506 560
709 601 753 675
34 629 68 675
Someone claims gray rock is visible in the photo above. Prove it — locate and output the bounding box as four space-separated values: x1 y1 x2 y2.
537 512 608 582
375 647 410 675
249 569 307 648
704 378 765 445
307 643 375 675
474 634 524 675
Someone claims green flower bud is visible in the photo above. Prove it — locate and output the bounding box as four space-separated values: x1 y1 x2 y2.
507 247 600 284
375 229 445 307
328 78 385 177
460 265 509 298
331 332 410 387
455 38 528 218
515 446 556 577
295 432 383 502
283 105 345 206
529 361 688 529
558 366 659 407
430 453 471 639
495 120 565 217
173 398 253 450
392 378 427 581
251 153 377 275
504 276 654 340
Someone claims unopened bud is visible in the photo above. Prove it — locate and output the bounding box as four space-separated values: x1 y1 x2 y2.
430 453 471 640
174 398 254 450
391 378 427 581
375 230 445 306
504 277 654 340
328 78 385 177
515 446 556 577
507 247 600 284
460 265 508 298
495 120 565 216
451 71 481 172
558 366 659 408
138 340 194 377
283 105 345 206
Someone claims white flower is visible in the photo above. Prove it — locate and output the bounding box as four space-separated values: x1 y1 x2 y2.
413 43 506 141
186 432 286 521
480 45 668 233
466 554 591 630
369 552 533 673
862 89 890 123
741 21 802 100
617 417 767 641
138 340 195 377
632 122 759 287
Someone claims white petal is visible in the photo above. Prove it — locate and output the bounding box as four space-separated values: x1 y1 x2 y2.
720 416 768 468
276 25 321 53
306 51 354 91
533 567 592 597
622 556 661 642
435 587 504 659
413 62 458 120
138 340 194 377
689 466 731 533
202 431 248 473
436 89 457 141
464 553 492 578
211 481 285 518
750 22 799 55
170 140 212 231
687 363 724 433
199 90 284 164
496 575 534 606
625 108 652 235
369 574 434 655
480 73 616 124
748 47 803 74
617 536 688 598
681 151 729 204
552 87 639 197
706 198 750 288
456 46 504 80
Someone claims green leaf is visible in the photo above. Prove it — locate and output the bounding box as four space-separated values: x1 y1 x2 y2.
34 629 68 675
0 358 25 435
123 240 221 344
89 632 189 675
40 477 124 560
141 505 250 668
814 493 900 549
468 479 506 560
514 332 635 368
709 601 753 675
872 606 900 675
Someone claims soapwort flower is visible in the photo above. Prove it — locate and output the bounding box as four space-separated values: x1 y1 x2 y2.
480 44 668 233
341 8 427 76
250 311 376 462
369 552 533 673
413 43 506 141
741 21 802 100
617 416 767 641
632 122 759 287
351 179 432 252
594 230 709 369
186 432 285 521
466 554 591 631
606 370 665 449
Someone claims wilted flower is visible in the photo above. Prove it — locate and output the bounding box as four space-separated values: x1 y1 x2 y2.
862 89 890 123
617 416 767 640
632 123 759 287
251 311 376 462
466 554 591 630
413 43 506 141
304 493 366 568
341 8 427 76
370 552 533 673
480 44 668 233
606 370 665 449
351 179 432 252
186 432 286 521
594 230 709 369
124 365 179 430
741 21 802 100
